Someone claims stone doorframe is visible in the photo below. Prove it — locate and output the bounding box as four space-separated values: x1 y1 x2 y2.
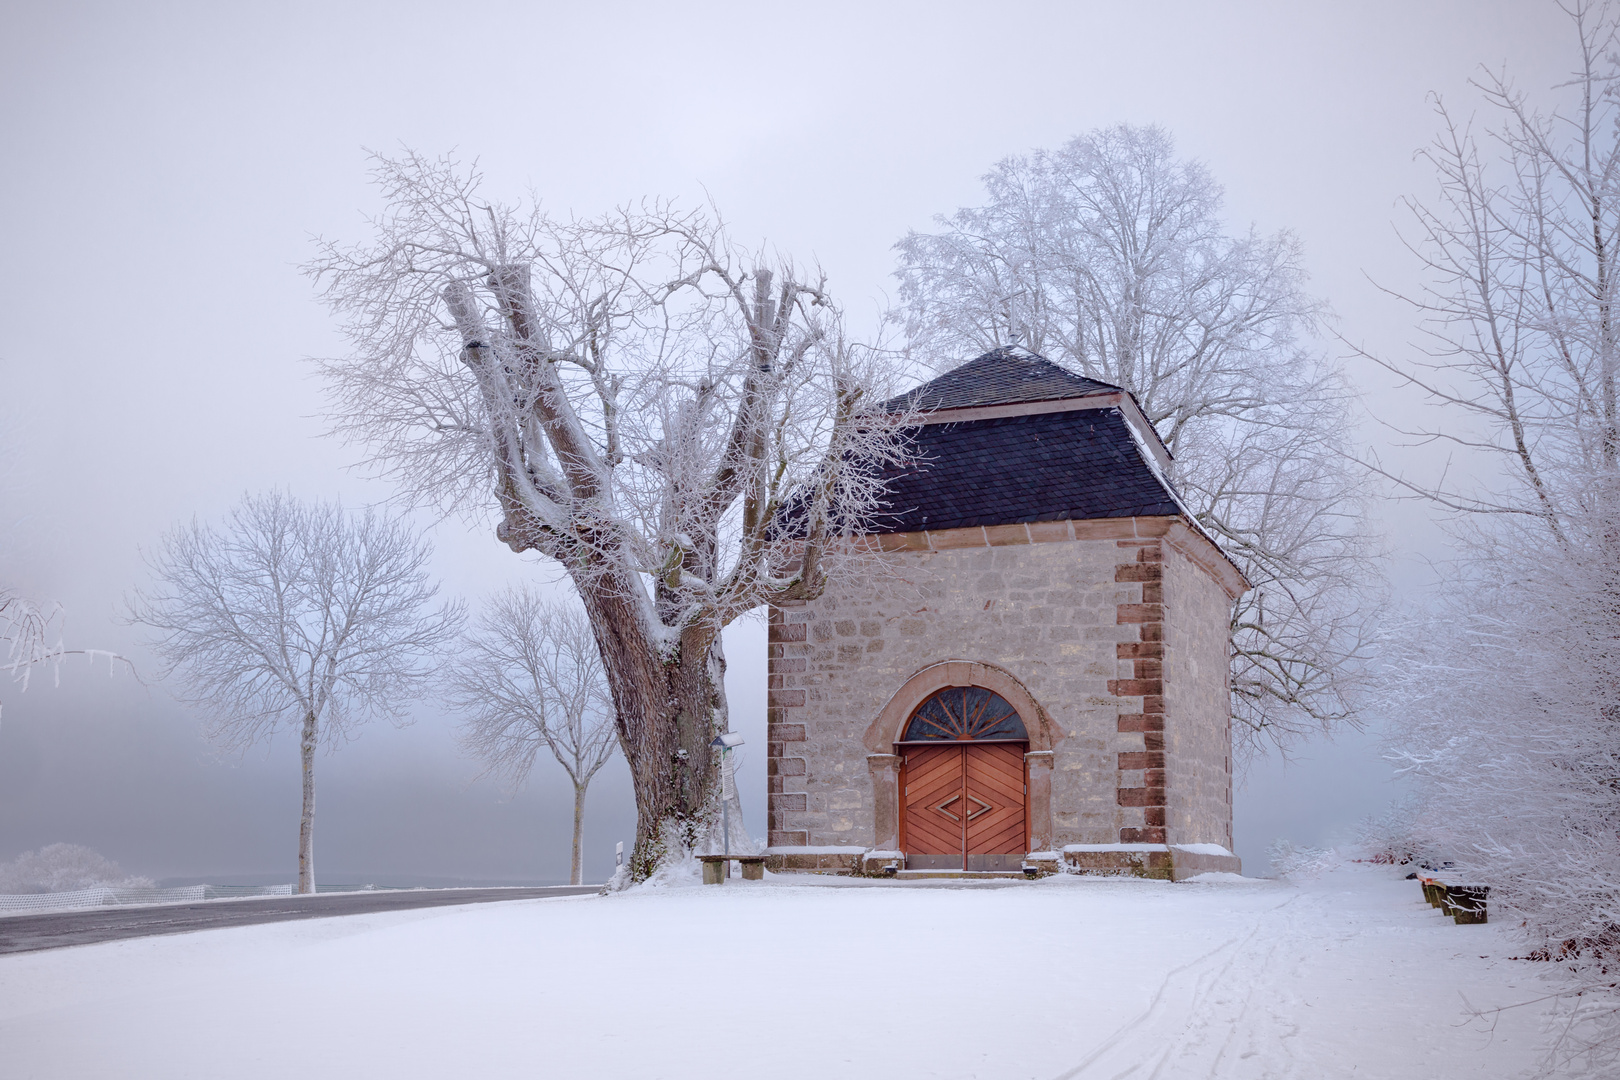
864 660 1058 854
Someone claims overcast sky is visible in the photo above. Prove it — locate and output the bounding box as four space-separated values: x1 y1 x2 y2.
0 2 1577 884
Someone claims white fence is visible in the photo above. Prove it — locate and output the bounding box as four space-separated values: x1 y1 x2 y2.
0 883 301 915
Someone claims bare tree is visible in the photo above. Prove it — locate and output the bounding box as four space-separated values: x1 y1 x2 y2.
894 124 1378 752
129 491 464 893
1362 3 1619 523
1367 3 1620 1068
447 588 618 886
308 155 907 877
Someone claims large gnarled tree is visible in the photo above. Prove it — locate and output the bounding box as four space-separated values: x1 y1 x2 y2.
309 156 903 877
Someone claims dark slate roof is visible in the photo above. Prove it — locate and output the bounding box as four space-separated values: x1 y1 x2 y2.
883 346 1119 413
867 408 1181 534
772 349 1180 538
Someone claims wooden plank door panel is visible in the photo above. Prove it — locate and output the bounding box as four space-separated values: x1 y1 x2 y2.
902 746 964 857
965 743 1027 857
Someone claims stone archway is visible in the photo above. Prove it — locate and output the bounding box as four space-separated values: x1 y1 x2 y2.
864 661 1056 857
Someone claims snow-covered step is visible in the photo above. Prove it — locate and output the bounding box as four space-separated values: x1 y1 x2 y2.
891 869 1031 881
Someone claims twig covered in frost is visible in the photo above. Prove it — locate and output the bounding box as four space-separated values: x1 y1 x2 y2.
1 588 132 720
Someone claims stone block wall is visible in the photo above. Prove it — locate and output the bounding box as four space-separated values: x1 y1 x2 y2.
1162 535 1237 848
766 517 1237 854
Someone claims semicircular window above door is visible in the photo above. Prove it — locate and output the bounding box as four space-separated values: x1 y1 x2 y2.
900 685 1028 742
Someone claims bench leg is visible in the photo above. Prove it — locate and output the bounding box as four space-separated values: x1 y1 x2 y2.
702 860 725 885
741 860 764 881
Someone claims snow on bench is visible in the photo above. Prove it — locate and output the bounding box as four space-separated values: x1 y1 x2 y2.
1416 874 1490 924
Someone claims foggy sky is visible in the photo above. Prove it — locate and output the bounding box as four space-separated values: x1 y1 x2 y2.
0 1 1574 883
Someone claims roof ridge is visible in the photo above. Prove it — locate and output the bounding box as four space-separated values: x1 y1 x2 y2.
885 347 1121 413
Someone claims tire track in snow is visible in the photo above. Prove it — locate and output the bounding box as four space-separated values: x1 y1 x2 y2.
1049 892 1304 1080
1194 896 1312 1079
1048 931 1249 1079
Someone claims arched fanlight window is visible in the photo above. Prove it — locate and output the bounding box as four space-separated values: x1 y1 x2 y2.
900 686 1028 742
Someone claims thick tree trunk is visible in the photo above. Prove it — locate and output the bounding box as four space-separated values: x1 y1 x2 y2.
627 644 726 879
570 779 587 886
572 579 725 880
299 712 317 895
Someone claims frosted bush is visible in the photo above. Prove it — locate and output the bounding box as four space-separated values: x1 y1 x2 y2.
0 843 153 893
1267 840 1338 879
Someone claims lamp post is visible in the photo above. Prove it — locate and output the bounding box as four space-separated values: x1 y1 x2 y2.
710 732 745 870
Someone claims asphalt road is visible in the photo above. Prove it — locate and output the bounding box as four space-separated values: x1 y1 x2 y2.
0 886 601 955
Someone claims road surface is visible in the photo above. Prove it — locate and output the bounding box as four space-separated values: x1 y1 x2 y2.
0 886 600 955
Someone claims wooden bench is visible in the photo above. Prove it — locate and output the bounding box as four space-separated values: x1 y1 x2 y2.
1418 874 1490 924
697 855 767 884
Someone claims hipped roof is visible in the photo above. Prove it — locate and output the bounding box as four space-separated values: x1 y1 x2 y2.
868 348 1181 532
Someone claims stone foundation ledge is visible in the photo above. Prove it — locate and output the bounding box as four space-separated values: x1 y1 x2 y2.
1059 843 1242 881
764 845 1241 880
764 846 867 874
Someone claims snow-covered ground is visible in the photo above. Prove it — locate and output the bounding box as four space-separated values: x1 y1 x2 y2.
0 864 1575 1078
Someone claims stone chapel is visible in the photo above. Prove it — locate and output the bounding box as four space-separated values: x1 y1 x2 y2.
762 347 1247 880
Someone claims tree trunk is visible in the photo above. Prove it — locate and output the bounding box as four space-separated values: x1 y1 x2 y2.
570 779 587 887
299 711 317 894
625 634 726 880
573 579 724 880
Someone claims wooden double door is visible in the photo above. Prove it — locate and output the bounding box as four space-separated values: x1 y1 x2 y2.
900 742 1028 871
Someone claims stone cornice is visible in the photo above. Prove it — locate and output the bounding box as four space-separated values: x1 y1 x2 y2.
859 515 1249 599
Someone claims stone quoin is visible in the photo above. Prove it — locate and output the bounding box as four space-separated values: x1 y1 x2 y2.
764 348 1247 880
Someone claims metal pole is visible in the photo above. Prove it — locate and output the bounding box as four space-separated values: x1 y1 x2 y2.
721 747 731 867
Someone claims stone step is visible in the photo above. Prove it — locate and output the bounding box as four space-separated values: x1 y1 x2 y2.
892 870 1031 880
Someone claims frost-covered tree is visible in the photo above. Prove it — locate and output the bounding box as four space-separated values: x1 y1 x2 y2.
308 155 906 878
129 491 464 893
447 589 619 886
894 124 1376 752
1384 516 1620 948
1370 2 1620 1064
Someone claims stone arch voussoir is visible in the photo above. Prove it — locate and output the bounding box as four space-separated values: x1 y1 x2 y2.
863 659 1057 754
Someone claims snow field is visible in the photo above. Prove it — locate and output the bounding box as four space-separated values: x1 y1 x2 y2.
0 864 1568 1079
